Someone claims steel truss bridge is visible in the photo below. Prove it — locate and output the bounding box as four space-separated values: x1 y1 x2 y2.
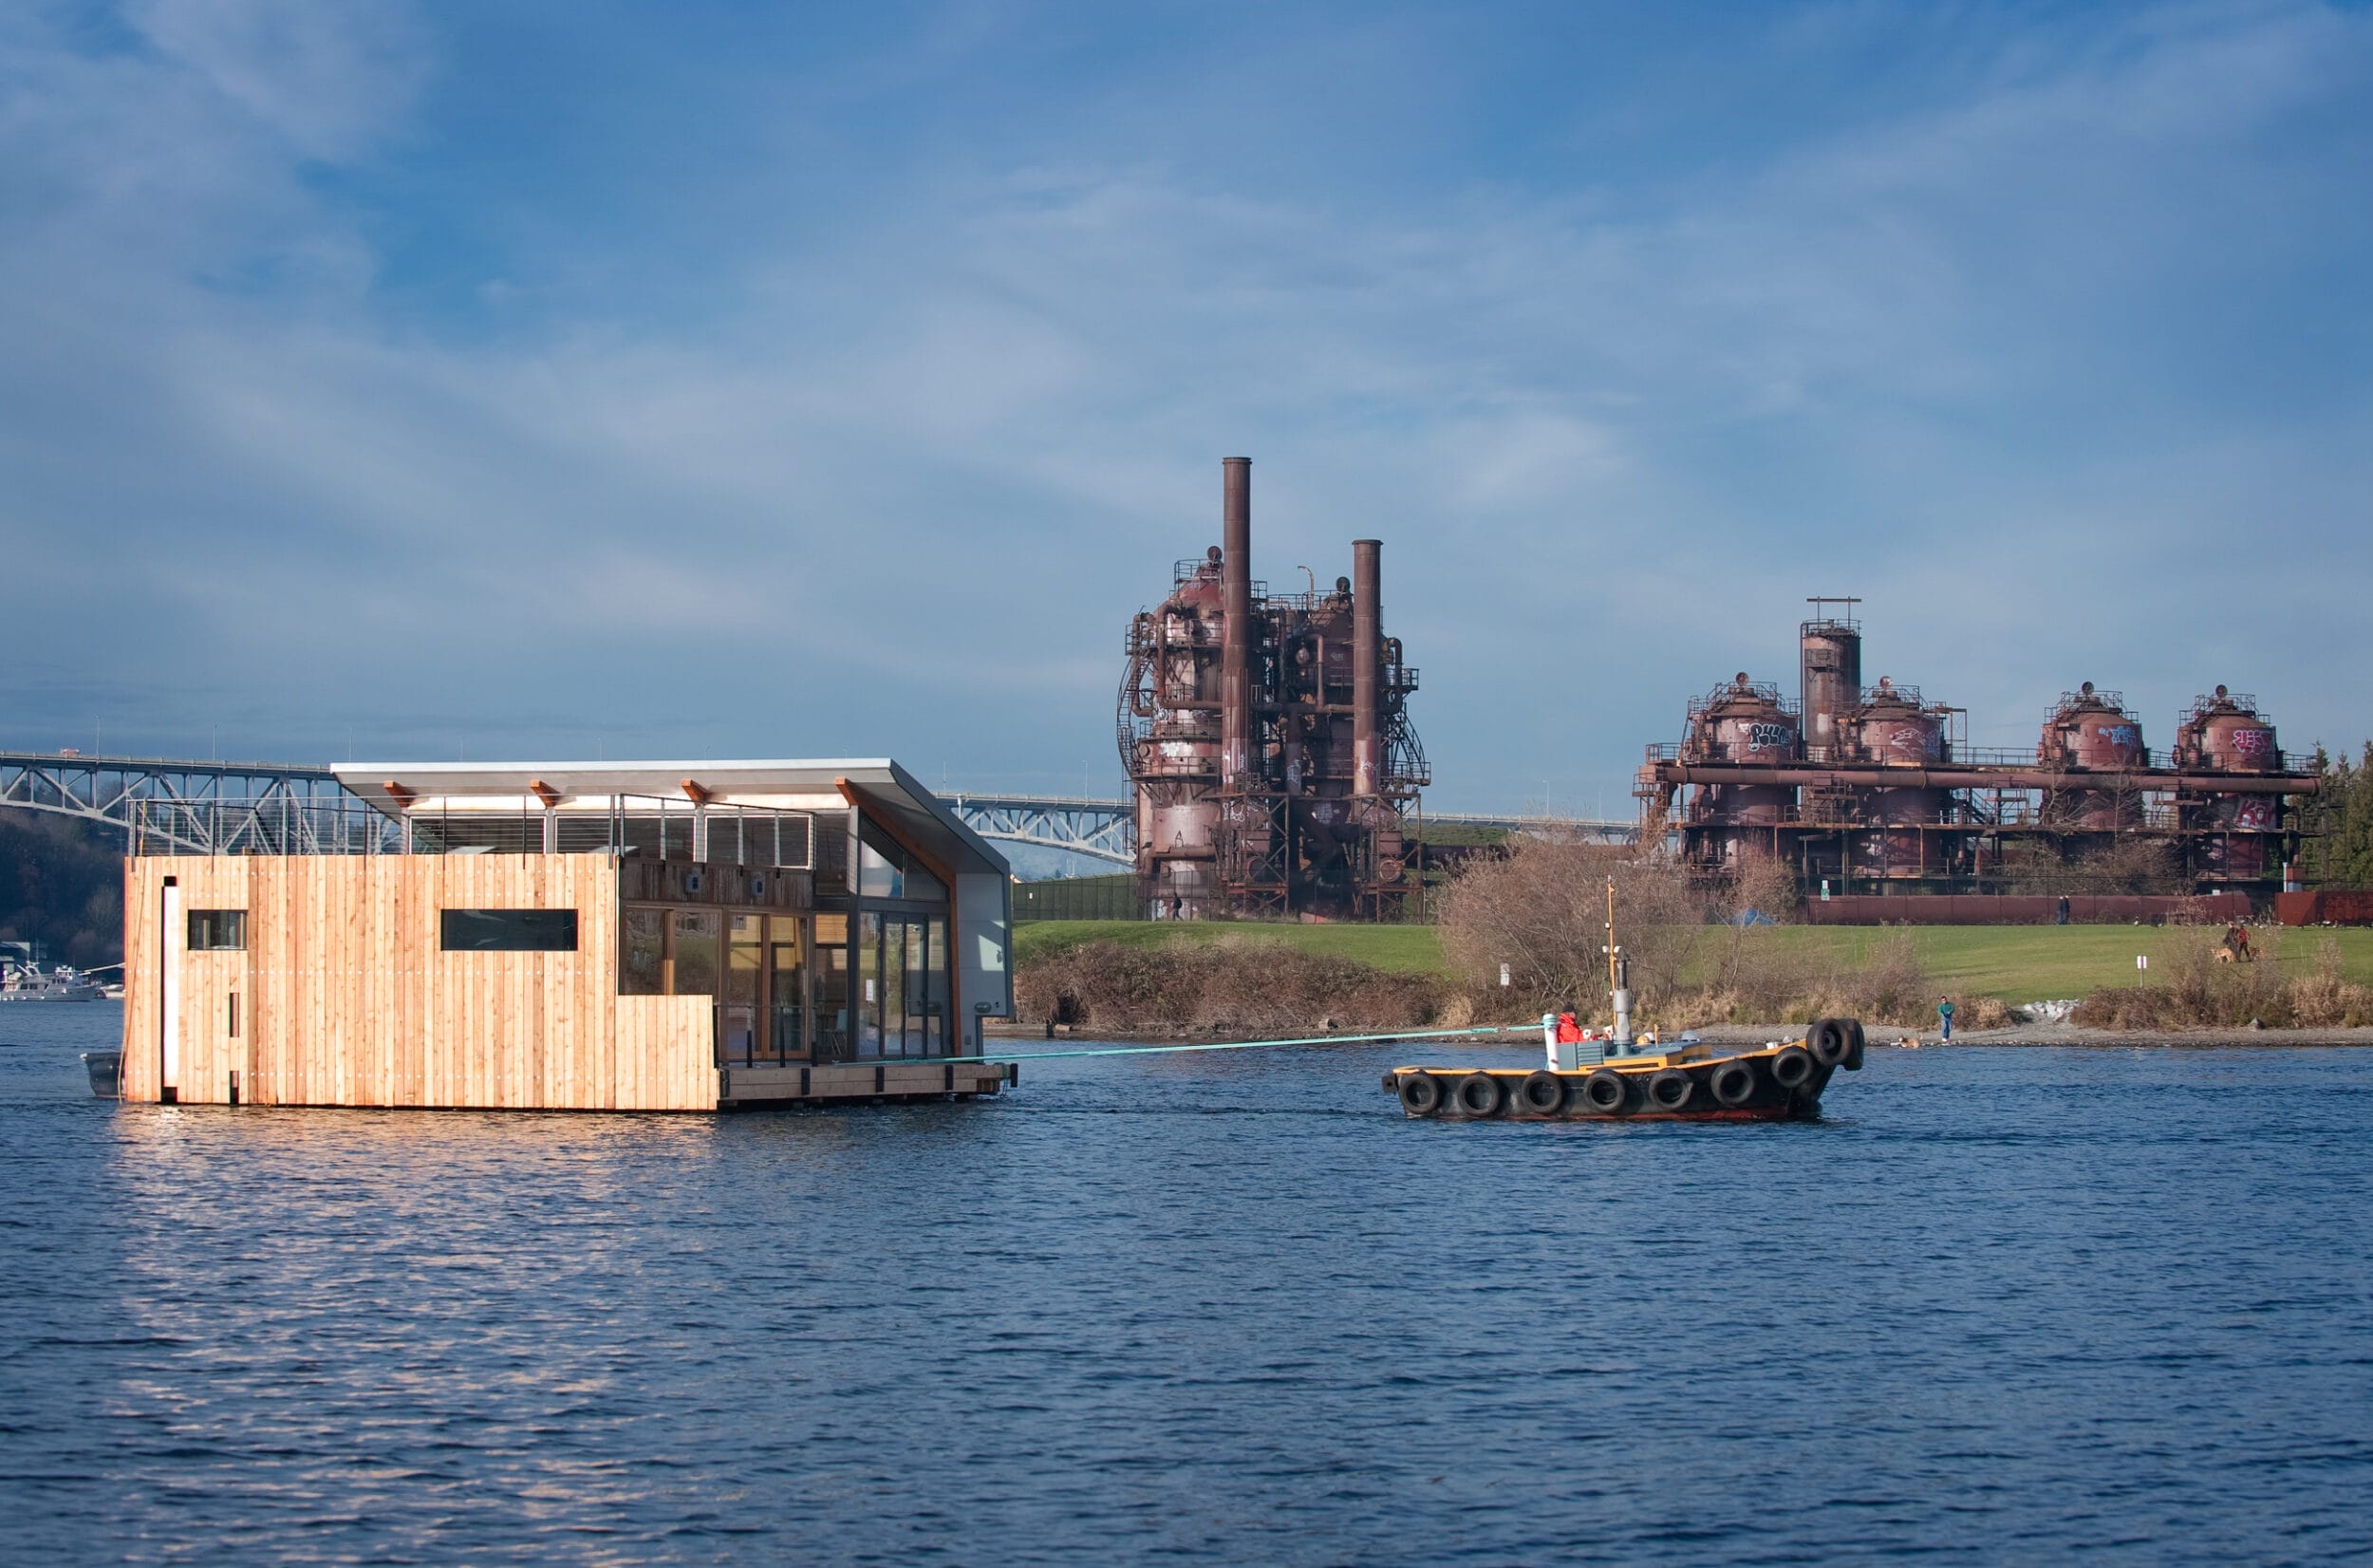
0 752 346 855
1 751 1636 868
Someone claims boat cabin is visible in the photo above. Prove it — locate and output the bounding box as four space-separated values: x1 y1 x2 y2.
118 759 1014 1111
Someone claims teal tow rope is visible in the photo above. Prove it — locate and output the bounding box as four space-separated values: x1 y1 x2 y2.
900 1024 1529 1067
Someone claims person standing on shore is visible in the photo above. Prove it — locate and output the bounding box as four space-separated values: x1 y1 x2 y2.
1938 998 1955 1041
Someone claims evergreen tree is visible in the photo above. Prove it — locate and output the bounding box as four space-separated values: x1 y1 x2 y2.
2299 742 2373 887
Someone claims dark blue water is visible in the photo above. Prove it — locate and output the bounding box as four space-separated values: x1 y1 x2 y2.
5 1006 2371 1564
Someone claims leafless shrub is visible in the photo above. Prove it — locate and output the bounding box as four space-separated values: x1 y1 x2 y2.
1436 834 1712 1015
1995 833 2189 896
1439 839 1986 1029
2070 925 2372 1028
1014 938 1441 1035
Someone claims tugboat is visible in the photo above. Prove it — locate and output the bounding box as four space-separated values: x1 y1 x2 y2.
1384 1017 1864 1122
1383 879 1863 1122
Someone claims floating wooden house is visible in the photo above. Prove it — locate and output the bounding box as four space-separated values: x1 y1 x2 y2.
118 760 1015 1111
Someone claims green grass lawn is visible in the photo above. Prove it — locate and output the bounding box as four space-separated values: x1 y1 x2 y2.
1721 925 2373 1000
1013 920 2373 999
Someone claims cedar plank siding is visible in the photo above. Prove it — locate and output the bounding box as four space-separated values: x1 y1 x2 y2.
120 855 717 1111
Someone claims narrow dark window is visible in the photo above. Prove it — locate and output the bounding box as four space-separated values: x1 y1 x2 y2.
188 910 247 951
227 994 239 1038
439 909 579 952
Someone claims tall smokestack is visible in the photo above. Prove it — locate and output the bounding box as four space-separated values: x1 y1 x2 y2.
1800 597 1862 758
1221 457 1253 791
1353 538 1381 797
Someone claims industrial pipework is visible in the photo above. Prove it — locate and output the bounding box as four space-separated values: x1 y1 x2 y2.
1635 601 2320 894
1118 458 1428 921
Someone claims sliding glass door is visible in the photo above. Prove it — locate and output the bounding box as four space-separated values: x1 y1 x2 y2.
852 912 948 1058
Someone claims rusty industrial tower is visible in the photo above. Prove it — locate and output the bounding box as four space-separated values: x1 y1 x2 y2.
1636 599 2319 892
1118 457 1428 920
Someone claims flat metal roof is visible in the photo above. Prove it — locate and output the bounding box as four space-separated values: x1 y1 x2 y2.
331 759 1011 879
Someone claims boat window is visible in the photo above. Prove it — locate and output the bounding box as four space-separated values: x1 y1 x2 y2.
188 910 247 951
439 909 579 952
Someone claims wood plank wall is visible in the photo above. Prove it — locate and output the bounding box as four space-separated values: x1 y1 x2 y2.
120 856 717 1111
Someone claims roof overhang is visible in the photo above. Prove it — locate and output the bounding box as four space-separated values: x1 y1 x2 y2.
331 758 1012 879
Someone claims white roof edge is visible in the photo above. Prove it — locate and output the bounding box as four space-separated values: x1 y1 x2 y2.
334 759 902 777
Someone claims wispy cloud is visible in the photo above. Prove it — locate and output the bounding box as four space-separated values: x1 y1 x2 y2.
1 0 2366 808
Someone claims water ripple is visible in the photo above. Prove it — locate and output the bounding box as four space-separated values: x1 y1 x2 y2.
4 1011 2371 1562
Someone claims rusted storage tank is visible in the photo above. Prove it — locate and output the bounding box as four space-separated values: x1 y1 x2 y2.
1682 675 1799 868
2177 685 2279 773
2038 682 2147 829
1799 602 1862 760
2177 686 2283 880
1845 678 1947 877
1124 548 1228 915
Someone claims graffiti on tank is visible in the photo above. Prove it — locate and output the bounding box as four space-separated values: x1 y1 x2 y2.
2228 728 2275 760
1747 722 1794 753
2096 724 2139 752
2231 798 2276 831
1879 725 1941 760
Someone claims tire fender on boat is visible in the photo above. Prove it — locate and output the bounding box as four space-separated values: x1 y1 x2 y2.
1768 1044 1816 1091
1808 1018 1852 1068
1843 1018 1867 1071
1580 1069 1629 1114
1516 1070 1565 1115
1647 1069 1693 1111
1455 1073 1504 1118
1398 1073 1444 1117
1710 1058 1758 1107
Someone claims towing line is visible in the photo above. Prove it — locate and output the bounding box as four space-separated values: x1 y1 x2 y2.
905 1024 1531 1067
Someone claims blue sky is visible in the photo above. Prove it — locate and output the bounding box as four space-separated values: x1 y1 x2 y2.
4 0 2368 812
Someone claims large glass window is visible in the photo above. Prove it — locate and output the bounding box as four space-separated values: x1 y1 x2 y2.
813 821 851 898
621 908 665 995
856 816 946 904
856 912 884 1057
440 909 577 952
721 915 762 1065
840 914 953 1058
920 917 947 1052
769 915 807 1061
672 910 720 997
813 913 850 1060
857 836 902 901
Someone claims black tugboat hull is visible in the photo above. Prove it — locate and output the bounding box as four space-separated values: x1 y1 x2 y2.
1385 1020 1862 1123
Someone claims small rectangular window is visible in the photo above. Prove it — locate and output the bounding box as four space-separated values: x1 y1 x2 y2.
439 909 579 952
188 910 247 951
